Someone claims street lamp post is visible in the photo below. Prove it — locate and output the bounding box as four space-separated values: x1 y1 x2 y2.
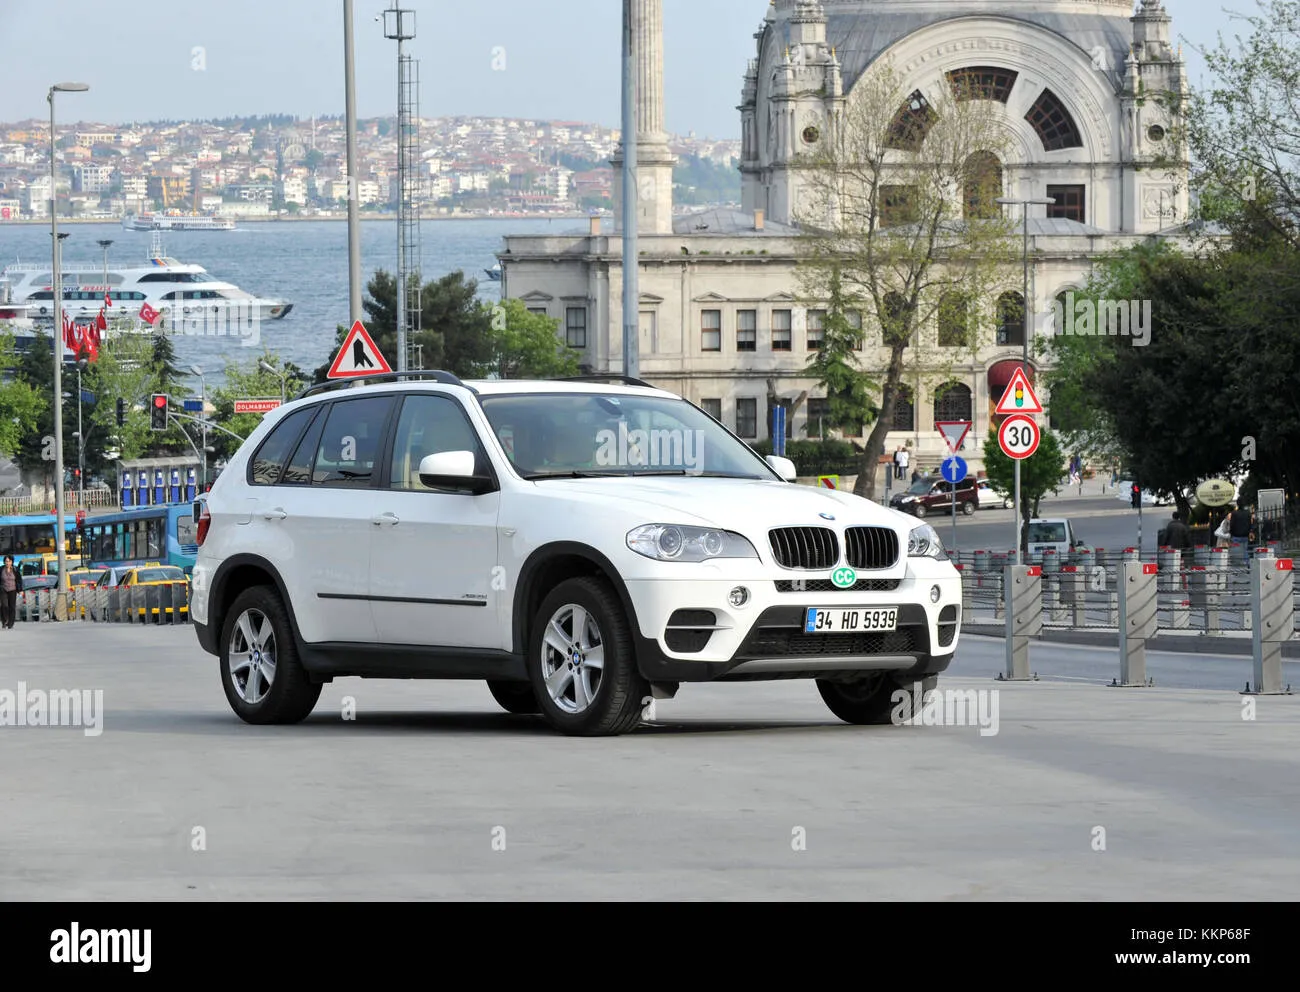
49 81 89 619
190 365 207 489
259 359 288 404
996 195 1054 565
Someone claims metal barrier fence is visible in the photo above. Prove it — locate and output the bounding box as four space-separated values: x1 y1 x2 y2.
961 548 1294 694
14 582 191 625
0 488 119 515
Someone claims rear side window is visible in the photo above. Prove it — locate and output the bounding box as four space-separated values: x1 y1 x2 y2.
312 396 396 488
281 407 327 485
249 407 316 485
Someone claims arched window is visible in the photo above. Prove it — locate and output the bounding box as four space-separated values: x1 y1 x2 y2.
886 91 938 152
933 382 973 423
1049 290 1073 336
946 66 1019 103
997 291 1025 347
882 292 913 348
891 384 915 431
937 292 970 347
1025 89 1083 151
964 152 1003 220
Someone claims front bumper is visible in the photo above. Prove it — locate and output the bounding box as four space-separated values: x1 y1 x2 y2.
624 561 961 683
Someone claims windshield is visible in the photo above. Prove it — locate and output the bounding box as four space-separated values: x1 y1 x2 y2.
1027 523 1068 543
907 479 934 495
477 392 779 480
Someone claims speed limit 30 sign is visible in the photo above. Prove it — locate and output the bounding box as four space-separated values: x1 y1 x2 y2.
998 414 1040 460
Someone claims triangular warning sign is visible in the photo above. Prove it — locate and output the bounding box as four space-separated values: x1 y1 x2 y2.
935 421 971 453
993 367 1043 415
327 320 392 379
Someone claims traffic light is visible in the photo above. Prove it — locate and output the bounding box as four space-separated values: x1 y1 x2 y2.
150 394 168 431
1131 483 1141 509
116 397 126 427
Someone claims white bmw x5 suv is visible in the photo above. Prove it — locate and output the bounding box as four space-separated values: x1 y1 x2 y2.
190 373 962 736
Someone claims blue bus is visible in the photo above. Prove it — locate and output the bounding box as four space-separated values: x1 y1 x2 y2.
82 505 198 575
0 513 80 575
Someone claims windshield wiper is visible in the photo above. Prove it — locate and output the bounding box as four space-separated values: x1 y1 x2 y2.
522 471 606 480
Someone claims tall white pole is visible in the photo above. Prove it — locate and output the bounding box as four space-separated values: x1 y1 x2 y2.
344 0 363 325
621 0 639 379
50 90 68 617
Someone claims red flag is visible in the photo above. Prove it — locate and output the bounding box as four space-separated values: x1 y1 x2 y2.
139 302 160 326
104 290 112 309
96 308 107 332
62 314 75 352
86 327 99 362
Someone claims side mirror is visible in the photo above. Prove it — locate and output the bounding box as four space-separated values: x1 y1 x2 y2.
766 455 797 482
418 451 496 494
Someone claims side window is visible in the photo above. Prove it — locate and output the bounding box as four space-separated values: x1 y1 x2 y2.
388 394 485 491
249 407 316 486
312 396 396 488
281 407 326 485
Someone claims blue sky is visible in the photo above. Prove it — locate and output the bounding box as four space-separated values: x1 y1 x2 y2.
0 1 1252 137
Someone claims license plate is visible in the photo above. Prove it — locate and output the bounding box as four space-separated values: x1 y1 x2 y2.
804 607 898 634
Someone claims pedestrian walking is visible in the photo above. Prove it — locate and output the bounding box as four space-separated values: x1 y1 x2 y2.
897 445 910 480
1213 509 1233 549
1229 501 1254 562
1 554 22 629
1164 510 1192 552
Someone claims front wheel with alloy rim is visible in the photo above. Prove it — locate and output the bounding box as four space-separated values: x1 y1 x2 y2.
487 680 541 715
528 576 648 736
219 585 321 725
961 499 976 515
817 674 938 725
913 504 928 519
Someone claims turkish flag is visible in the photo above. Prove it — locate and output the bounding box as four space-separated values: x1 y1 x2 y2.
96 308 107 332
104 290 112 309
139 302 160 325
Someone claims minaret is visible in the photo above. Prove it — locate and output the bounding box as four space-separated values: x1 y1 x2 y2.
611 0 676 234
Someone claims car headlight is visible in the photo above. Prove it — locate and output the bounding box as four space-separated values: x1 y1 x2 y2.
908 523 947 559
627 525 758 562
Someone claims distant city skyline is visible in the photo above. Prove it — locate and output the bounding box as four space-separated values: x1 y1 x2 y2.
0 1 1246 137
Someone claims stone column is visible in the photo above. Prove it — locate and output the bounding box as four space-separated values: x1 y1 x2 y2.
611 0 677 235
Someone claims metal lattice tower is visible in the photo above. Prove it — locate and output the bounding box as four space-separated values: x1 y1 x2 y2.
385 3 422 372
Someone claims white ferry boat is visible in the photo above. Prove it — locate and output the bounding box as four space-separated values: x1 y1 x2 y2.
123 213 237 232
2 238 291 332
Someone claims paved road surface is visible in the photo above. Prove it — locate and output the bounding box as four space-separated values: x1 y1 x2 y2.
2 622 1298 900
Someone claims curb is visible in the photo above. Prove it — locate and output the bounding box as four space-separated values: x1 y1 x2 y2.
959 624 1300 658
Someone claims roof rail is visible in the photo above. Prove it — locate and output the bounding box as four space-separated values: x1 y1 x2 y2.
294 370 470 401
555 375 657 389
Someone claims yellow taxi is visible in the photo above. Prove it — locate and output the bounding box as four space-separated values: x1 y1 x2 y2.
117 564 191 618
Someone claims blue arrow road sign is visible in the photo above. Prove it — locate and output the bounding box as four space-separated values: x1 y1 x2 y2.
941 455 968 484
183 399 204 413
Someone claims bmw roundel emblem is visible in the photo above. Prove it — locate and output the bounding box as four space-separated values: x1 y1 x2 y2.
819 512 836 520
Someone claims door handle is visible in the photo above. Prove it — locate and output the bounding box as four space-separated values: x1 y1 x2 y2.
371 512 400 527
262 508 287 521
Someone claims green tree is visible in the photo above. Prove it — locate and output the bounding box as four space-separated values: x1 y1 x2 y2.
80 334 160 471
982 429 1065 550
209 353 307 461
486 299 580 379
796 59 1019 500
0 332 42 460
805 265 878 434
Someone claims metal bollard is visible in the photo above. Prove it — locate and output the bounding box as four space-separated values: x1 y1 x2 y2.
1000 564 1042 682
1249 557 1294 694
1115 562 1158 686
1073 547 1095 572
131 586 145 623
1157 548 1181 593
1060 566 1086 626
973 549 990 573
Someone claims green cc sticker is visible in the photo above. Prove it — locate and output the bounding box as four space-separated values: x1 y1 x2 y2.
831 567 857 589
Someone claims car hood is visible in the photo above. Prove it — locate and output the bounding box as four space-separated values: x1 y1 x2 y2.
525 476 919 533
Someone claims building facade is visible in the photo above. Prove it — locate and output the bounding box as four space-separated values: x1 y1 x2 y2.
498 0 1191 475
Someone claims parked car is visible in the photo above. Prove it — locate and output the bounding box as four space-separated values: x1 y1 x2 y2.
977 480 1013 510
191 373 964 737
890 475 979 518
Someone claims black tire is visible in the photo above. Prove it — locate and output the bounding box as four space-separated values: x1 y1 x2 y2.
817 673 938 725
527 576 648 737
488 680 541 715
961 499 976 516
219 585 321 725
913 503 928 519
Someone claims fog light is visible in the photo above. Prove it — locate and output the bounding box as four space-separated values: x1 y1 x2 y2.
930 585 941 603
729 586 750 608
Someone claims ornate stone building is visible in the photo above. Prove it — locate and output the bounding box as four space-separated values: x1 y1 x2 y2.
498 0 1190 476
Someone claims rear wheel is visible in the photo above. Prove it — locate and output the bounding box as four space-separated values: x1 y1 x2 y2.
528 577 648 736
219 586 321 725
818 674 938 725
488 680 541 715
961 499 976 516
